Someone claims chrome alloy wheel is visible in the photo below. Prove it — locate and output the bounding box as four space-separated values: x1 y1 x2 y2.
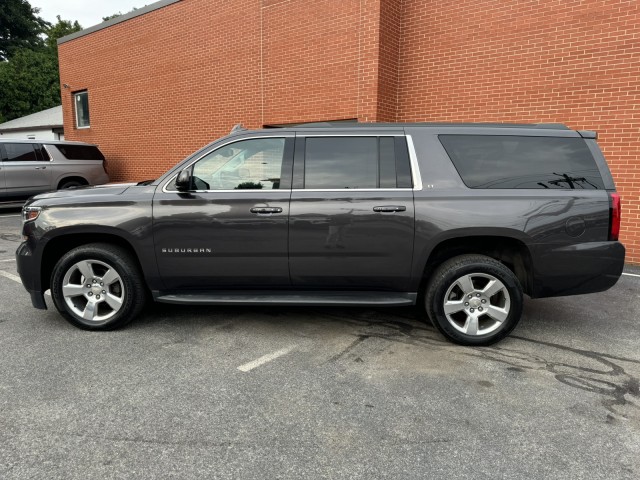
61 259 124 322
442 273 511 336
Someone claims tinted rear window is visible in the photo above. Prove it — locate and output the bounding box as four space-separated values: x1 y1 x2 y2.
303 137 410 189
439 135 604 189
56 144 105 161
3 143 39 162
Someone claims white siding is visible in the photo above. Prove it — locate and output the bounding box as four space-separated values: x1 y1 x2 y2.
0 128 59 140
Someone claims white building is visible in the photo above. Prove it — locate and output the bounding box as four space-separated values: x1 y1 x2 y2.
0 106 64 140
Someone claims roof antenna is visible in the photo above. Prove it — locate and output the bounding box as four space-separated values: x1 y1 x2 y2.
230 123 246 133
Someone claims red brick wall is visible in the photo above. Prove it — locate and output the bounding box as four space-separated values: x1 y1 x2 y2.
262 0 361 124
59 0 374 181
396 0 640 262
59 0 640 262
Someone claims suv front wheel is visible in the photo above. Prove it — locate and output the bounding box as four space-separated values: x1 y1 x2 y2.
425 254 523 346
50 243 146 330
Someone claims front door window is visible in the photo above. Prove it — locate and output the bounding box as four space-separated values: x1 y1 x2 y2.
191 138 286 190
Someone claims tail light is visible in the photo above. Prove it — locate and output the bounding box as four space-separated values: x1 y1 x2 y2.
609 193 621 241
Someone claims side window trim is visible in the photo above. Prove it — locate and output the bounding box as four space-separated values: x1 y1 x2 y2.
279 137 295 190
405 134 422 191
34 144 50 162
394 136 413 188
39 144 52 161
33 144 42 161
292 136 305 189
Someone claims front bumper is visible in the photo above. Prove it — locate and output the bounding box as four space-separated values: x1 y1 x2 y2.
16 241 47 310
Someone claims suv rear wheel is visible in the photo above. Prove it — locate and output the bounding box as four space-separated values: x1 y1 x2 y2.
425 254 523 346
58 179 85 189
50 243 146 330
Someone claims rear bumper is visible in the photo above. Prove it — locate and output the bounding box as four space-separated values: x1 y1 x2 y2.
16 241 47 310
530 241 625 298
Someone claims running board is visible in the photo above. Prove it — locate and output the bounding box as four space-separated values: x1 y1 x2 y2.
154 290 417 307
0 200 25 207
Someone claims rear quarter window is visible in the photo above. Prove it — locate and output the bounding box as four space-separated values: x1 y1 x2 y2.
55 144 105 161
439 135 604 189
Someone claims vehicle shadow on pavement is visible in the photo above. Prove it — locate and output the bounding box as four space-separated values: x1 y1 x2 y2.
130 296 640 421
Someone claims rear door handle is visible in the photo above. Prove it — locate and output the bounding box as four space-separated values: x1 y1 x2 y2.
373 205 406 213
250 207 283 214
35 166 47 170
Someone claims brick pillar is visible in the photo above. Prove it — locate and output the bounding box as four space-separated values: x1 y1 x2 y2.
358 0 403 123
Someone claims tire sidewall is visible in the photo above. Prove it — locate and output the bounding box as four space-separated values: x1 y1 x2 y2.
51 245 140 330
428 258 523 346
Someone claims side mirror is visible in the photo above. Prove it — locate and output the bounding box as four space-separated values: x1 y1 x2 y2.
175 169 192 191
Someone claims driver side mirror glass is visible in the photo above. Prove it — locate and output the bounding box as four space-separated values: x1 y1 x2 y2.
175 169 192 191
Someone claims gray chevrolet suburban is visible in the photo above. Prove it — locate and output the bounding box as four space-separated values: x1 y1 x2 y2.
16 123 625 345
0 139 109 203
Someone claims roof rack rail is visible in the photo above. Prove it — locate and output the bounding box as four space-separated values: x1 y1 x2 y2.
282 122 571 129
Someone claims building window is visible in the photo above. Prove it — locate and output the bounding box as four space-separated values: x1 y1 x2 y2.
74 91 90 128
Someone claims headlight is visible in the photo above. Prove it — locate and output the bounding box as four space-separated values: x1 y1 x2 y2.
22 206 42 223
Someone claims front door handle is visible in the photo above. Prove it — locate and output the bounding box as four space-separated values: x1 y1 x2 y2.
250 207 283 214
373 205 406 213
35 166 47 170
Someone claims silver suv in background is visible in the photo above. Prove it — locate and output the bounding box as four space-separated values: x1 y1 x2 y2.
0 140 109 203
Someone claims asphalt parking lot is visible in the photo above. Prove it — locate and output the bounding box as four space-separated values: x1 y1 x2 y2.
0 207 639 479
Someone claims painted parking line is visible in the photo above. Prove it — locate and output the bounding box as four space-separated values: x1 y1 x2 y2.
0 258 15 262
237 347 295 372
0 214 20 218
0 270 50 296
0 270 21 283
622 272 640 278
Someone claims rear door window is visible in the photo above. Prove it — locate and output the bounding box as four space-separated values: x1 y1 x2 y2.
3 143 39 162
439 135 605 189
302 136 412 189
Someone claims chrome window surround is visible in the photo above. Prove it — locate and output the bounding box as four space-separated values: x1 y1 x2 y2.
162 133 423 193
41 145 54 161
406 135 423 191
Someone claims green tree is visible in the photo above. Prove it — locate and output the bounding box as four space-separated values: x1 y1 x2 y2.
0 0 48 60
102 12 124 22
0 48 60 122
45 16 82 50
0 14 83 123
103 6 145 22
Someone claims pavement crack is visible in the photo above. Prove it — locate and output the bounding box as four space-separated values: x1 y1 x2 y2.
14 427 245 449
325 334 370 363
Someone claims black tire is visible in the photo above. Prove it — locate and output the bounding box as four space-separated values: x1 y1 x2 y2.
50 243 146 330
58 179 85 189
425 254 523 346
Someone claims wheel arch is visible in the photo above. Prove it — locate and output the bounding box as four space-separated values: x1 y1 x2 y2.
417 231 534 296
40 228 149 293
56 175 88 189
